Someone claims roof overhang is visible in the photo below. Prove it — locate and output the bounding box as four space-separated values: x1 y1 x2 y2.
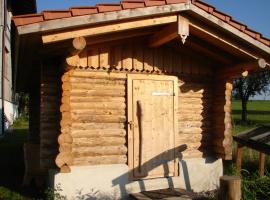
14 2 270 91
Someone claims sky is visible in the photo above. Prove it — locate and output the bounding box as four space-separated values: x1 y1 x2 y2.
36 0 270 100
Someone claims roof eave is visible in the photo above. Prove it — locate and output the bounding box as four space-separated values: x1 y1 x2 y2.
189 4 270 57
16 3 191 35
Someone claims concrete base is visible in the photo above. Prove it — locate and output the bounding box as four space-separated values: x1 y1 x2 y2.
49 157 222 200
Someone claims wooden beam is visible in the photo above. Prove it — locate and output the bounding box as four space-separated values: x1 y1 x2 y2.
42 15 177 44
189 4 270 55
64 37 87 70
186 36 236 65
148 15 189 47
218 58 266 79
18 3 190 35
148 23 178 48
219 176 241 200
189 22 257 60
236 143 244 174
40 28 157 57
71 37 86 55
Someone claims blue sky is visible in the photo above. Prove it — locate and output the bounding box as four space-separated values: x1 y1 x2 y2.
37 0 270 99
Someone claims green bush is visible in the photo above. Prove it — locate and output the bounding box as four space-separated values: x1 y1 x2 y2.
0 187 31 200
241 170 270 200
224 163 270 200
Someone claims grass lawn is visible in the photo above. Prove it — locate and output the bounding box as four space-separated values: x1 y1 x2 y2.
231 100 270 168
230 100 270 200
232 100 270 134
0 116 41 200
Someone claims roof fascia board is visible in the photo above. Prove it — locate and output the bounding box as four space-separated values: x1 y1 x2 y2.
17 3 191 35
190 4 270 55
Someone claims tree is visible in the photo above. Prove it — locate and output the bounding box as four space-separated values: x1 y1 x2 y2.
233 70 270 122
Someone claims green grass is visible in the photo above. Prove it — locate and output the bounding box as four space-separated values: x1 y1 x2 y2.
0 116 37 200
229 100 270 200
232 100 270 134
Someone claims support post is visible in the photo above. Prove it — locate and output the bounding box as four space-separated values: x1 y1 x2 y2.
259 152 266 177
219 176 241 200
236 143 244 174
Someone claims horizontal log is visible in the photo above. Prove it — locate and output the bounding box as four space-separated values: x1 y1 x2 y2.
64 90 126 97
178 104 204 110
70 102 126 110
179 98 203 104
61 72 70 82
62 115 126 124
71 123 125 130
72 145 127 157
178 127 204 134
55 152 74 168
69 77 126 85
40 123 60 130
70 71 127 80
41 96 59 102
62 83 125 91
72 155 127 166
178 115 203 121
71 129 126 138
40 131 59 139
72 137 126 147
58 134 73 144
40 150 58 159
178 121 211 128
69 96 125 103
71 109 125 116
59 143 72 153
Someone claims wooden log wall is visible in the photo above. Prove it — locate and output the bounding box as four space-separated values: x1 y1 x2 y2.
50 40 233 169
211 76 233 160
29 84 40 143
53 40 218 168
178 78 214 158
40 62 61 169
57 70 127 169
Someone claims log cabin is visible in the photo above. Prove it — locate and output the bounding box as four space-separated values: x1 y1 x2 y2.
12 0 270 199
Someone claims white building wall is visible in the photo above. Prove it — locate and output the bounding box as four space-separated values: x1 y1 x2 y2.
0 3 18 134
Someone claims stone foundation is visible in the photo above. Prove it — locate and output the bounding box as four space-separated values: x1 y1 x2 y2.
49 157 223 199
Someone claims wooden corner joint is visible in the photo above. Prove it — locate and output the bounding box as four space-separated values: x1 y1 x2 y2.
64 37 87 71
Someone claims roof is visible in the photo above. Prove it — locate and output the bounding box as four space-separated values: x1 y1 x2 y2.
12 0 270 47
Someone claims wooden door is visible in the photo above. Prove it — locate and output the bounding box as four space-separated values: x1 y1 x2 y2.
128 74 178 180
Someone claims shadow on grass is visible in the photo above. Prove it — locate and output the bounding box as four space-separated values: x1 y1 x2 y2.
0 128 42 199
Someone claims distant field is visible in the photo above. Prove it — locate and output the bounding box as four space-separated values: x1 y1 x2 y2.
231 100 270 179
232 100 270 134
